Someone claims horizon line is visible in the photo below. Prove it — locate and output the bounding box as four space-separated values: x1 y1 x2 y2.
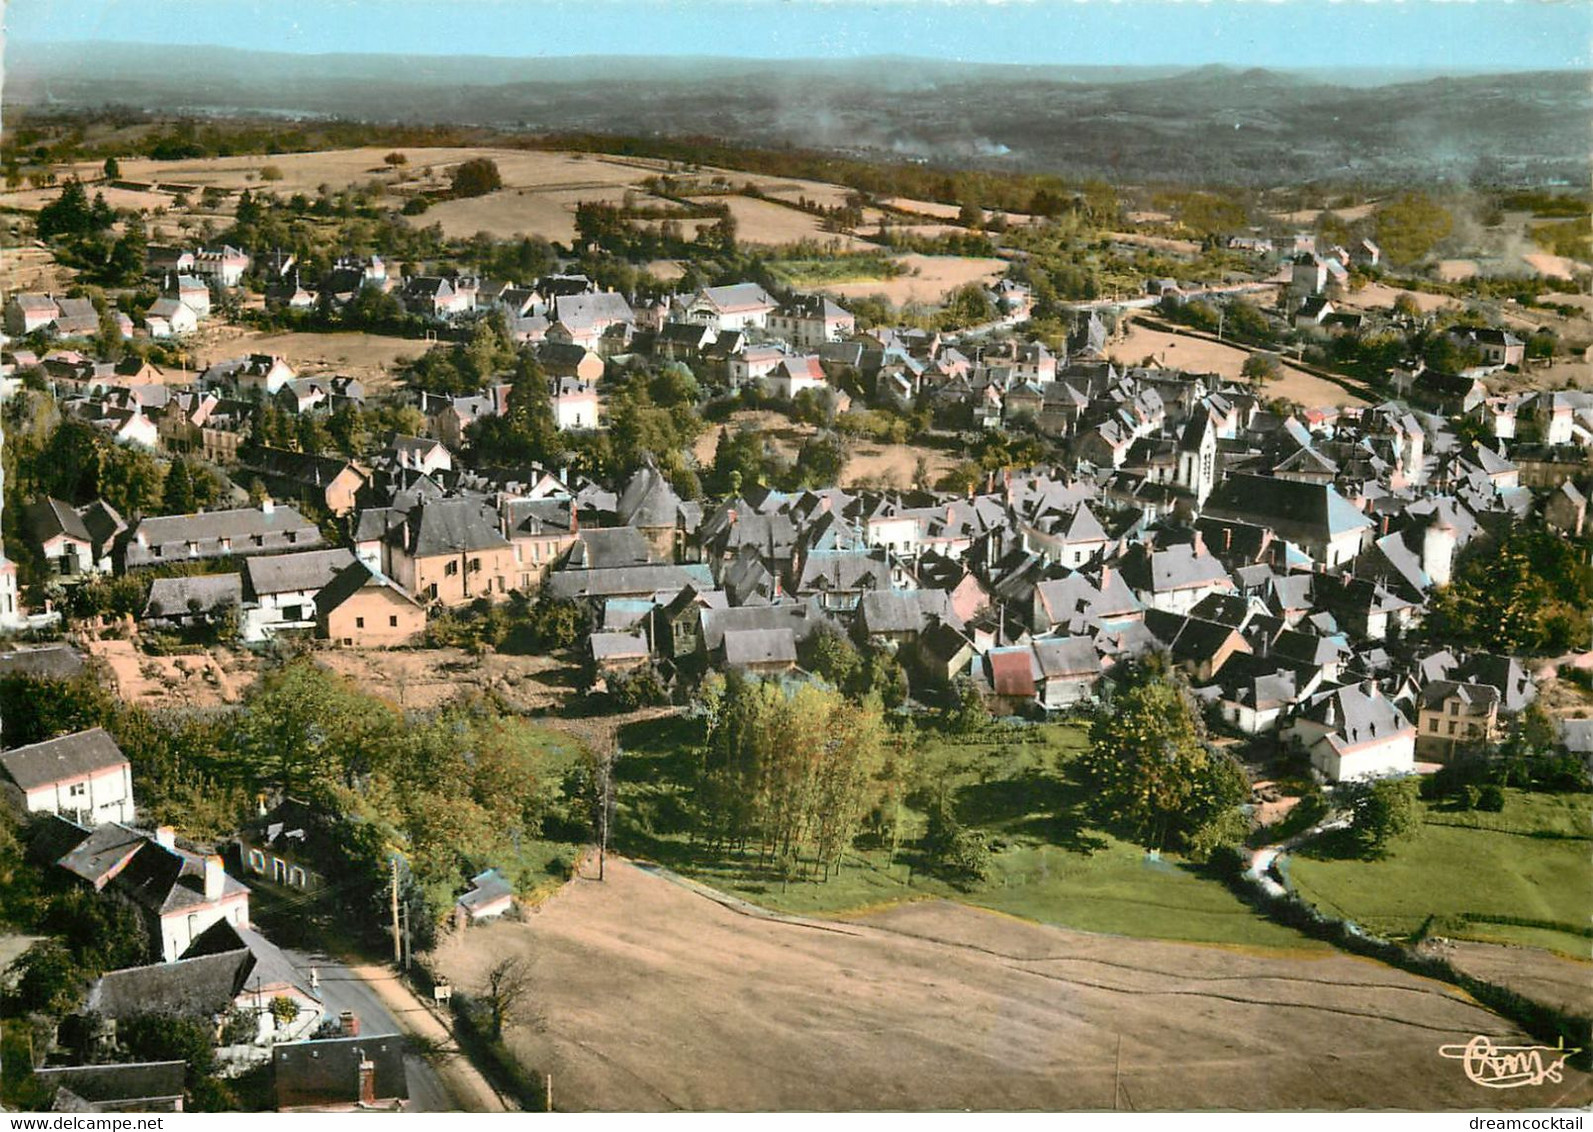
6 41 1587 76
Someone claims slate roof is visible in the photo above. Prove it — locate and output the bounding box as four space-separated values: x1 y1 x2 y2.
568 527 653 569
124 506 322 569
0 728 127 792
547 563 709 601
1204 474 1372 546
314 560 421 617
696 283 777 314
274 1035 409 1109
590 630 650 661
88 950 254 1018
457 868 513 913
33 1062 187 1109
244 547 356 598
145 573 243 618
0 643 85 681
1032 635 1100 680
26 497 94 543
617 460 683 529
722 627 798 667
183 919 318 1001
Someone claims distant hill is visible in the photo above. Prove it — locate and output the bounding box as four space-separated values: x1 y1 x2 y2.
6 42 1587 186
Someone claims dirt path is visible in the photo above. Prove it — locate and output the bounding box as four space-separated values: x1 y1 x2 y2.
430 857 1590 1111
347 962 512 1113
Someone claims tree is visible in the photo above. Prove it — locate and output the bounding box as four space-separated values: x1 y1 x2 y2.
478 956 533 1039
1079 679 1249 852
921 789 990 885
1347 776 1422 858
1241 353 1282 385
162 457 196 514
36 179 95 242
451 158 503 199
103 155 121 179
9 941 87 1015
1375 191 1454 267
107 212 148 285
383 151 408 168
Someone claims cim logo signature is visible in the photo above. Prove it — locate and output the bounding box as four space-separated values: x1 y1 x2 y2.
1439 1035 1581 1089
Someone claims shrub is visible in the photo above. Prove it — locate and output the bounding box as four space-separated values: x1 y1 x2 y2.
450 158 503 199
1477 783 1506 812
258 165 284 182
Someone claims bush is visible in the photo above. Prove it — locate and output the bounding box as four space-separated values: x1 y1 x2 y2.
258 165 284 182
451 158 503 199
1458 784 1481 811
1477 783 1506 812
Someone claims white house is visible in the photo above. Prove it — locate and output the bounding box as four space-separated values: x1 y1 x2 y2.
144 297 199 339
1284 683 1416 782
192 245 250 288
551 376 599 430
686 283 779 333
762 356 828 401
0 728 135 825
240 547 357 643
766 295 854 348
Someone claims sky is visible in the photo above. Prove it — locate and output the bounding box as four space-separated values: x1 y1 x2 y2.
3 0 1588 71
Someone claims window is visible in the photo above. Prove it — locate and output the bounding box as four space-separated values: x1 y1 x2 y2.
273 858 287 883
356 617 366 629
288 866 307 888
68 783 86 797
469 557 482 573
343 637 354 646
445 560 459 577
1428 718 1439 733
389 615 398 627
1450 702 1460 716
1448 721 1457 736
248 848 266 872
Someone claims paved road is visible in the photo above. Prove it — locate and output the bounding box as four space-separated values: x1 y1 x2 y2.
283 948 454 1112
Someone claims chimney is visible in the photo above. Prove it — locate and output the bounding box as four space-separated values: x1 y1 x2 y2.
358 1056 376 1106
1098 564 1113 592
260 496 275 516
1362 678 1377 698
1222 527 1232 553
340 1011 360 1037
203 855 226 901
154 825 176 850
1192 530 1206 556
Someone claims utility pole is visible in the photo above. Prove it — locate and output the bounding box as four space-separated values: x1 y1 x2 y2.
402 900 412 971
389 858 402 966
597 742 613 882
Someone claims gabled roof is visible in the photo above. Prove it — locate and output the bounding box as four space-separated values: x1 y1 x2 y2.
243 547 357 598
722 627 798 667
88 949 254 1018
1 728 127 792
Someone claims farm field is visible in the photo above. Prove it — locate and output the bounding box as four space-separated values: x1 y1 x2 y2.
1110 319 1370 409
821 252 1007 306
430 857 1589 1111
718 195 876 250
1288 789 1593 958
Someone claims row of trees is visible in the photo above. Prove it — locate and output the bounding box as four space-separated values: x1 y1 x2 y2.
693 674 906 879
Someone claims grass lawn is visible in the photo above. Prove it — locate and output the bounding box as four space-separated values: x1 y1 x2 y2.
1287 789 1593 957
612 715 1319 950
